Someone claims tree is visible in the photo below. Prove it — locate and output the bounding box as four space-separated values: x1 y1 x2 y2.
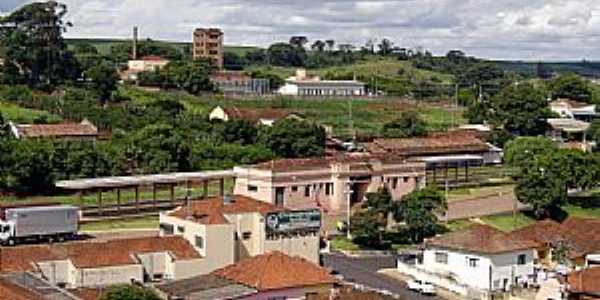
267 43 306 67
86 63 119 103
311 40 326 52
515 152 567 219
258 119 326 158
488 83 552 136
325 39 336 51
161 60 215 94
350 209 386 248
588 119 600 145
0 113 10 139
394 187 447 243
100 285 161 300
504 137 557 168
548 73 592 103
0 1 79 87
381 111 428 138
378 39 394 56
289 36 308 48
127 124 192 173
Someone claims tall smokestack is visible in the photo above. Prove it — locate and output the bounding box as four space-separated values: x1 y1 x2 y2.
132 26 138 60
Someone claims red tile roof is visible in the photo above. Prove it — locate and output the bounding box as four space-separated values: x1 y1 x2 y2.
567 267 600 295
367 131 491 156
210 71 252 82
14 122 98 138
168 195 283 225
252 154 418 172
508 218 600 260
0 278 44 300
0 236 200 271
510 219 565 246
213 251 335 291
139 55 168 61
427 224 538 254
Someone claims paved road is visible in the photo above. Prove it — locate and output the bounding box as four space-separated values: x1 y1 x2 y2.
323 253 442 300
443 193 528 221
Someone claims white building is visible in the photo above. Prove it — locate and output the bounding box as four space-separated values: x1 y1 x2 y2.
550 99 597 122
278 69 366 97
159 195 321 274
397 225 537 298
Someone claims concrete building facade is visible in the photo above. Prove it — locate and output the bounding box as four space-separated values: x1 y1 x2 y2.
234 155 426 232
278 69 366 97
159 195 321 275
193 28 224 69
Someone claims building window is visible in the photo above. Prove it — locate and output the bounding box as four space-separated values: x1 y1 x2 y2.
243 232 252 240
159 223 174 235
517 254 527 265
195 236 204 249
292 186 298 192
392 178 398 189
435 252 448 264
247 185 258 192
467 258 479 268
305 186 310 197
403 177 409 183
325 183 333 196
177 226 185 234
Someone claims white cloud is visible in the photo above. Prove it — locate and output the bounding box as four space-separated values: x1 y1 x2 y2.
2 0 600 60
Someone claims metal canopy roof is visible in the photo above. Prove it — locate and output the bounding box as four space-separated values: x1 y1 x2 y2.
418 155 484 164
55 170 236 190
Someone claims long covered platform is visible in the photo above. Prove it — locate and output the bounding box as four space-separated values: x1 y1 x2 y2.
55 170 236 216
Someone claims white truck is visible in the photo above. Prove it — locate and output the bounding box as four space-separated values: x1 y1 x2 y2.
0 205 80 246
407 279 436 296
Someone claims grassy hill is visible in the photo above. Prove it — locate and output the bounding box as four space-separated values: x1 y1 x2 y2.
247 56 454 84
496 60 600 77
66 38 259 56
0 101 62 124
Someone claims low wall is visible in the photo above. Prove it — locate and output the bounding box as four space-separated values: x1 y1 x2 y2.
397 262 470 296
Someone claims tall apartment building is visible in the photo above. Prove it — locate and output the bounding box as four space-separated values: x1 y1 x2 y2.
193 28 224 69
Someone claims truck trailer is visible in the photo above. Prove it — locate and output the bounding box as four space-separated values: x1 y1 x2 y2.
0 205 80 246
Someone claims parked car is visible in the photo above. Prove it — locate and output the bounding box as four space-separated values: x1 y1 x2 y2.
407 280 436 295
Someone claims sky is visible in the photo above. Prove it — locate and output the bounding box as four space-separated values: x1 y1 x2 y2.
1 0 599 61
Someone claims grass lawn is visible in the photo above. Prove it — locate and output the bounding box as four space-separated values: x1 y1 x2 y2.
563 205 600 219
79 215 158 231
0 101 62 123
444 219 475 232
330 236 365 251
123 86 465 137
447 184 515 203
480 213 536 232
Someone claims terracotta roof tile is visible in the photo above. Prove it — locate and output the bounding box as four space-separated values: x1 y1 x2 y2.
252 154 417 172
567 267 600 294
0 278 44 300
368 131 490 156
213 251 335 291
510 219 565 246
0 236 200 271
14 122 98 138
168 195 282 225
427 224 538 254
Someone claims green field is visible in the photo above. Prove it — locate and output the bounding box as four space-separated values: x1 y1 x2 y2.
0 101 62 123
121 85 465 137
480 213 537 232
247 56 454 84
80 215 158 231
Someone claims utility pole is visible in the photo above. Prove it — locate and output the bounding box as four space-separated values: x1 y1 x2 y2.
348 100 355 140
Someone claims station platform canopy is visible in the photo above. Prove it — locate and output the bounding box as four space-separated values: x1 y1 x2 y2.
417 155 484 164
55 170 236 190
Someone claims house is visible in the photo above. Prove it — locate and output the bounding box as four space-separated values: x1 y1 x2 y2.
127 55 170 73
9 119 99 141
209 105 304 126
397 225 537 298
567 267 600 300
159 195 321 272
547 118 593 152
0 273 81 300
550 99 597 122
233 155 426 231
278 69 366 97
0 236 203 288
213 251 336 299
510 218 600 268
154 274 257 300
